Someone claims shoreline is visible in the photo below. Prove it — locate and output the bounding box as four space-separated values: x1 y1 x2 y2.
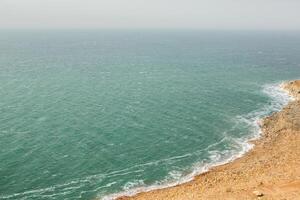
112 80 300 200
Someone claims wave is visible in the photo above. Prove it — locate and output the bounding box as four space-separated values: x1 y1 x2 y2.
100 81 293 200
0 82 292 200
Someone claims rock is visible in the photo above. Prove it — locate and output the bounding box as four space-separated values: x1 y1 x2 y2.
253 190 264 197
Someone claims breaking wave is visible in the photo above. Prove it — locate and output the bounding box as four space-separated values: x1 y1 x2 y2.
101 82 293 200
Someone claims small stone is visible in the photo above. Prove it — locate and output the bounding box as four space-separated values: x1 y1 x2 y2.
253 190 264 197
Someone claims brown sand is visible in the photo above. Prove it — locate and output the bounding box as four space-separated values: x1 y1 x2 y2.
118 80 300 200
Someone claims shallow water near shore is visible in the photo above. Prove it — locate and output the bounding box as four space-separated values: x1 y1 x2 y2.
0 30 300 200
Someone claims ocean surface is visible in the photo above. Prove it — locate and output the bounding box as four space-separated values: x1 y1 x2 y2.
0 30 300 200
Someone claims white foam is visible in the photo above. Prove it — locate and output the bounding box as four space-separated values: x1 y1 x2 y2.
262 82 294 109
101 140 254 200
5 82 290 200
100 81 294 200
236 82 293 140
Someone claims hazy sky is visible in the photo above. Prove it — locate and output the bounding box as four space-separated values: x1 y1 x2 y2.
1 0 300 29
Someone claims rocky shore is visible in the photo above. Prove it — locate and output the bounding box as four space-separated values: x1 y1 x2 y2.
118 80 300 200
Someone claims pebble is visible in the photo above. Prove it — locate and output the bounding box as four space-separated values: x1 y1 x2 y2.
253 190 264 197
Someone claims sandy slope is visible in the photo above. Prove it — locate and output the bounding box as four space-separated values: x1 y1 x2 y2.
117 80 300 200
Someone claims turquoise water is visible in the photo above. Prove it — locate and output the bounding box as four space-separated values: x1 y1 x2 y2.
0 30 300 200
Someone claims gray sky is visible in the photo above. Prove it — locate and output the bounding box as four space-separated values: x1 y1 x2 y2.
1 0 300 29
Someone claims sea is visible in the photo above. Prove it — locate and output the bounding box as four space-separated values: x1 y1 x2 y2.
0 30 300 200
